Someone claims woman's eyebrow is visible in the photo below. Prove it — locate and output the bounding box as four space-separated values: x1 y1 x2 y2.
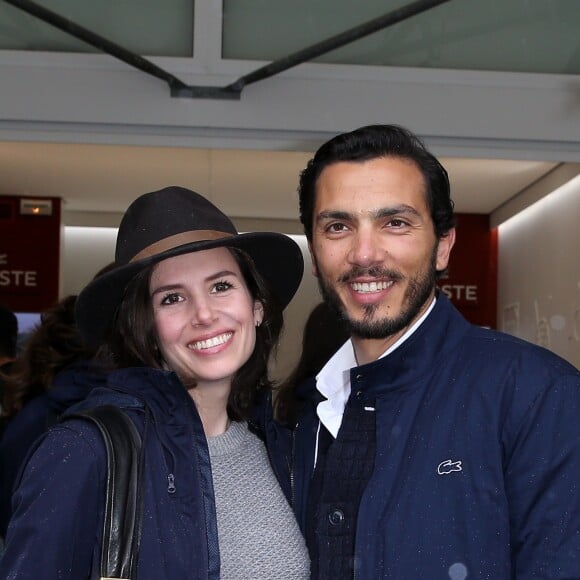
150 283 182 297
205 269 238 282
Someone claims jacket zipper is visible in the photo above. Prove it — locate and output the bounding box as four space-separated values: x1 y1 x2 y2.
290 424 297 509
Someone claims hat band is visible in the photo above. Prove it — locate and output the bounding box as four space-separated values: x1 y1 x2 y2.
130 230 234 262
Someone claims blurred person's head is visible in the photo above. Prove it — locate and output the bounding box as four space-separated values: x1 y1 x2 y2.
275 302 349 425
0 263 115 421
1 295 95 420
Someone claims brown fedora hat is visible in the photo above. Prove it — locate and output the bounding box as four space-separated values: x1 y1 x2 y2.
76 186 304 347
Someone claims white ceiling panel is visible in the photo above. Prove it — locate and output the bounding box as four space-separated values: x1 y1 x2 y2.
0 140 560 228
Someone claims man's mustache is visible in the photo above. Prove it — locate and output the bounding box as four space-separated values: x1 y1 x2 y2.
338 266 404 284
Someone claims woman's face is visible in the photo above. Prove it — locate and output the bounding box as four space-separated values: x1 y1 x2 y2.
149 247 263 391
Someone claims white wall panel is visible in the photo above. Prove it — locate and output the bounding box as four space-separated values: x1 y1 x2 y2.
497 177 580 367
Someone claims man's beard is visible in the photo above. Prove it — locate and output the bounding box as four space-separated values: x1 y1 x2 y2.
314 247 438 340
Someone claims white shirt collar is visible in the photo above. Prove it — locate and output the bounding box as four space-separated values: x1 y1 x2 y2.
316 296 436 438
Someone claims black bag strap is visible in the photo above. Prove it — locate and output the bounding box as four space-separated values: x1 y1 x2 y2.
66 405 144 580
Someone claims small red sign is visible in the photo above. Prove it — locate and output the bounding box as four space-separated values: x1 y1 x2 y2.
438 214 498 329
0 195 61 312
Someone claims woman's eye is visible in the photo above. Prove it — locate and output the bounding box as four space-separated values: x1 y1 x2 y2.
160 293 183 305
212 280 234 293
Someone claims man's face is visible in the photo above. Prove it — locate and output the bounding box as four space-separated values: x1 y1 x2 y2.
309 156 454 361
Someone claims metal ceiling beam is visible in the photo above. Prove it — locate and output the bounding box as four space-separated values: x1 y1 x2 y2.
220 0 454 96
3 0 192 95
4 0 454 100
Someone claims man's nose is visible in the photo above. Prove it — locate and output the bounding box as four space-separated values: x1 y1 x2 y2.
348 229 383 267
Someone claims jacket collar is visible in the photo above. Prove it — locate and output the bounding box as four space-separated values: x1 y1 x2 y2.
350 292 470 395
297 292 470 401
101 367 198 425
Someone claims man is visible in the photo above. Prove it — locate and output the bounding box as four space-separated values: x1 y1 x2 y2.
292 124 580 579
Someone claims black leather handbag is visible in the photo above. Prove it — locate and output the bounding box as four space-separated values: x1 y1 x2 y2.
68 405 144 580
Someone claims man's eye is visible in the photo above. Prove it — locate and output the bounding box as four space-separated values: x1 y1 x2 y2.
327 223 348 233
388 219 407 228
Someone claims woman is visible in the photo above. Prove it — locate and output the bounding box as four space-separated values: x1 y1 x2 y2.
0 186 309 579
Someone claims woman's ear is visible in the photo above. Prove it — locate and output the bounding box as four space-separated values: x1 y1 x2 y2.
254 301 264 327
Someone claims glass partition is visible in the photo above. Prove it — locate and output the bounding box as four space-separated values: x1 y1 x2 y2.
0 0 194 56
222 0 580 75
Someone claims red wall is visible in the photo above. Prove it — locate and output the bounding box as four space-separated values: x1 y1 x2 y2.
438 213 498 329
0 195 61 312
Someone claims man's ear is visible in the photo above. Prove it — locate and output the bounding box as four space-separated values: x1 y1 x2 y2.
436 228 456 272
308 241 319 277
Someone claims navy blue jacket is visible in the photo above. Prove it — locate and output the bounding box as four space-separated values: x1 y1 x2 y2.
0 367 290 579
293 294 580 579
0 360 106 538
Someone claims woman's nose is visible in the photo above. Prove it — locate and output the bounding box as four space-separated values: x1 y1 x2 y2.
190 299 215 326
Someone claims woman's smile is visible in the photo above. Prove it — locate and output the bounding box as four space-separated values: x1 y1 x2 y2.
188 331 234 352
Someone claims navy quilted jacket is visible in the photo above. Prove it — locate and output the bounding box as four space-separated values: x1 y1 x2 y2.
0 367 291 579
292 294 580 579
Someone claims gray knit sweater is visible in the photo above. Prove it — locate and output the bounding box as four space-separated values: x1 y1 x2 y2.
207 421 310 580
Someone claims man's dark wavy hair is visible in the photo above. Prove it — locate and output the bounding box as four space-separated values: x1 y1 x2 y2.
298 124 455 240
102 247 283 422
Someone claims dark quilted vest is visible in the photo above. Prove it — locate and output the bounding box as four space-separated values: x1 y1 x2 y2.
306 394 376 579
